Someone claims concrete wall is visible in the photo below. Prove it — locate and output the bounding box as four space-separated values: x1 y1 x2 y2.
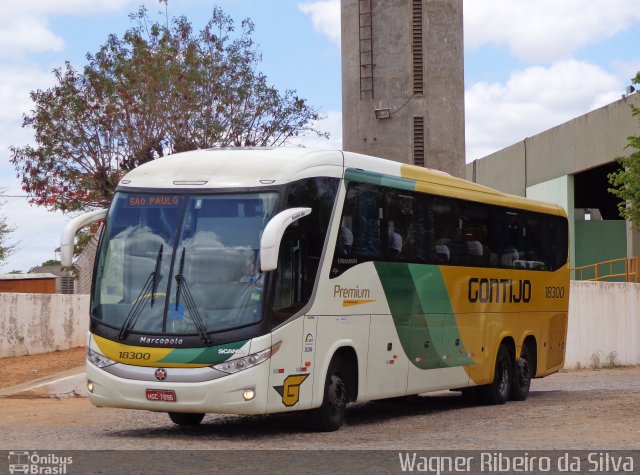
574 220 627 269
341 0 465 177
0 293 89 358
566 281 640 368
467 94 640 188
467 141 526 195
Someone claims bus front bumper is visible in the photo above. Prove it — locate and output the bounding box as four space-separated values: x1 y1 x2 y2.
86 360 270 415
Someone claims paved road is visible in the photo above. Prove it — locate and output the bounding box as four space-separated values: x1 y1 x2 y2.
1 368 639 473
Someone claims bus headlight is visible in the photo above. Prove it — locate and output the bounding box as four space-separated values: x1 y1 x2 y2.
87 347 116 368
213 341 281 374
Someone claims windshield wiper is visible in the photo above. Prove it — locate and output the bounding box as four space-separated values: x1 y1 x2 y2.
117 245 163 341
174 248 211 344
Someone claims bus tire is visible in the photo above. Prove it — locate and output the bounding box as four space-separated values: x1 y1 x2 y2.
168 412 205 426
310 356 347 432
478 343 512 405
511 344 533 401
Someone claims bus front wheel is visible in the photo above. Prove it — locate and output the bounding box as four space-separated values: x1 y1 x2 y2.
310 357 347 432
478 343 512 405
168 412 205 426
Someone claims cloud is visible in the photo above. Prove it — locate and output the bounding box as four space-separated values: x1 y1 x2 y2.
289 110 343 150
0 191 68 273
465 60 622 161
0 0 144 58
0 64 56 123
0 16 65 57
0 0 139 16
298 0 340 46
465 0 640 63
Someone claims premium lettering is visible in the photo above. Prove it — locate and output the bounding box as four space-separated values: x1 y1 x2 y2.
333 285 371 299
468 278 531 304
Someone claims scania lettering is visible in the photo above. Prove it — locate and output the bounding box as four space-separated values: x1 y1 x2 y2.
61 148 569 431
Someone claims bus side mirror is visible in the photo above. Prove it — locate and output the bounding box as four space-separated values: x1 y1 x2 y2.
260 207 312 272
60 208 108 267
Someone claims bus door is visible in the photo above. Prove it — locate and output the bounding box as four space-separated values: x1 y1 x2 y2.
366 313 409 399
268 233 306 411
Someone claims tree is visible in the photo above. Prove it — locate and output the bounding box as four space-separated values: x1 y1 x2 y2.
608 72 640 230
35 259 62 268
0 197 15 267
10 4 327 213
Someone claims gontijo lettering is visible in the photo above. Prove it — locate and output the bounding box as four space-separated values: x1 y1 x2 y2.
468 278 532 304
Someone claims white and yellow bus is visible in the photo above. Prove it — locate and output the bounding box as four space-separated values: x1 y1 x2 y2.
61 148 569 431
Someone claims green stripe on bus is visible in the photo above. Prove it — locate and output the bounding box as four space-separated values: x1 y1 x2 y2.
344 169 416 191
374 262 474 369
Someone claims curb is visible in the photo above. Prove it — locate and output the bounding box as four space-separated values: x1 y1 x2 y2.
0 366 87 398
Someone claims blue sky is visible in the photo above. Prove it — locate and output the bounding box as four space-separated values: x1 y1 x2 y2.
1 0 639 272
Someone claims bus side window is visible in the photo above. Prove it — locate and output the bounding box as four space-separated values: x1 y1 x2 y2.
351 186 382 259
500 211 525 268
386 189 415 260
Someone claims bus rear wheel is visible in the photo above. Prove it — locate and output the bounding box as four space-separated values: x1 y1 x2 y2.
310 357 347 432
478 343 512 405
168 412 205 426
511 344 533 401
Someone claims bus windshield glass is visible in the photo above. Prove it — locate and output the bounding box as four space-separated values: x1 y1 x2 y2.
92 191 279 336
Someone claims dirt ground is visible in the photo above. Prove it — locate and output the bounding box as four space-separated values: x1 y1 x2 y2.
0 348 639 456
0 347 85 389
1 367 640 452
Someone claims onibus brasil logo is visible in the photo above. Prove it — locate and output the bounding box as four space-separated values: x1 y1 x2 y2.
8 451 73 474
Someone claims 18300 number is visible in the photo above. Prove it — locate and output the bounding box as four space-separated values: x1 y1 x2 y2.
119 351 151 361
545 286 565 299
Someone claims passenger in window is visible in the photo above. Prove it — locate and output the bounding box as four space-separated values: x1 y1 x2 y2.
501 247 519 267
398 223 417 260
388 221 403 258
466 238 483 258
465 226 488 265
435 241 450 263
339 217 354 255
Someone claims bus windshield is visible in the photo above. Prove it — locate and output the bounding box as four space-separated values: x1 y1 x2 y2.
92 191 279 337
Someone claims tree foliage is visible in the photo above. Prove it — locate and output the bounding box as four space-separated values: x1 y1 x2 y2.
0 197 15 266
11 5 327 213
608 72 640 230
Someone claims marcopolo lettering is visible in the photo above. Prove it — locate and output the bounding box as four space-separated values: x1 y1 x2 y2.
468 278 532 304
139 336 184 345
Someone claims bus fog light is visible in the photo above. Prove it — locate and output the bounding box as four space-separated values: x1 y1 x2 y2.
243 388 256 401
87 381 94 393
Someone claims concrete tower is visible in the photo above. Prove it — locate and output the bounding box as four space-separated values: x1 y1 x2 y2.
341 0 465 177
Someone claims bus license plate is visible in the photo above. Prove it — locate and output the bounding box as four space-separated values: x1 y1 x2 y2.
146 389 177 402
